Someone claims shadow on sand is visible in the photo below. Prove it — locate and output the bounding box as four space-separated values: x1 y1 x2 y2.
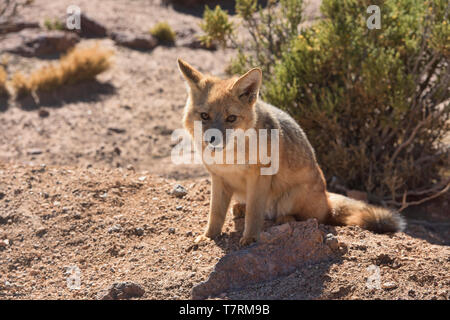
15 81 116 110
166 0 269 17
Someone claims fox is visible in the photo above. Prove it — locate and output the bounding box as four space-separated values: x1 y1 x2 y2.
177 58 406 246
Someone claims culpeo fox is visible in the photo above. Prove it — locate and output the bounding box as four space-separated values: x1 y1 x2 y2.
177 58 405 246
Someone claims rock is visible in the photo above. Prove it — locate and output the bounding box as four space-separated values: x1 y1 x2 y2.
27 148 43 155
110 32 158 51
2 30 80 57
0 20 39 34
0 213 14 224
107 127 126 134
346 190 368 202
134 227 144 236
75 14 108 38
97 282 145 300
57 13 107 38
168 228 175 234
325 233 339 251
108 225 122 234
382 282 398 290
192 219 335 299
38 108 50 118
36 227 47 237
0 192 5 200
176 205 183 211
172 184 187 198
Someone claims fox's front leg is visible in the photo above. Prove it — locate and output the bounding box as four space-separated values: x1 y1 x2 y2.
240 174 271 246
195 174 232 243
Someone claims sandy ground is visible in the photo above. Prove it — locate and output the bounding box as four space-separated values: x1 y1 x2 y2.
0 0 449 300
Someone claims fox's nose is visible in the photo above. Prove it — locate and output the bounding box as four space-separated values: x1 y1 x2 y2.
204 130 222 147
209 134 222 147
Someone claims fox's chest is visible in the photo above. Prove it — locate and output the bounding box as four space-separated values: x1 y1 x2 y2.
205 163 249 193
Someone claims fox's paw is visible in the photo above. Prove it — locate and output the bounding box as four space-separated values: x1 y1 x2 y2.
194 234 211 244
239 235 257 247
232 203 246 218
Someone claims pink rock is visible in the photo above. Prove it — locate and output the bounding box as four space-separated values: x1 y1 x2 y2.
192 219 337 299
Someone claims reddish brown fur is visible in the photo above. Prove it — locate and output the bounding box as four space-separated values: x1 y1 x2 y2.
177 58 405 246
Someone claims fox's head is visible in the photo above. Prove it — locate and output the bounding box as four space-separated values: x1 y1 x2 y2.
177 58 262 152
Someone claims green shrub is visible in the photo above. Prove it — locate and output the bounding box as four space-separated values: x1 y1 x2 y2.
150 22 176 44
201 0 450 208
44 18 65 31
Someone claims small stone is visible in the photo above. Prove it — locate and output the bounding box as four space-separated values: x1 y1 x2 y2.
325 233 339 250
36 227 47 237
126 164 134 171
108 225 122 234
97 282 145 300
134 227 144 236
168 228 176 234
38 108 49 118
0 192 5 200
382 282 398 290
172 184 187 198
27 148 42 155
138 176 147 181
176 205 183 211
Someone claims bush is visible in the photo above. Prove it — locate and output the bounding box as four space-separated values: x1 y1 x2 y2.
201 0 450 208
43 18 65 31
150 22 176 44
11 44 113 97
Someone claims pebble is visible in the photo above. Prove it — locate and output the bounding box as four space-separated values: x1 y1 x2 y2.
382 282 398 290
325 233 339 250
108 225 122 233
172 184 187 198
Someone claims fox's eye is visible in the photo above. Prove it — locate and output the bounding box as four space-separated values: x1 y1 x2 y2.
200 113 210 120
226 115 237 123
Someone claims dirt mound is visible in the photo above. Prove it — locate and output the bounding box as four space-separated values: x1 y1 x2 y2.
0 163 448 300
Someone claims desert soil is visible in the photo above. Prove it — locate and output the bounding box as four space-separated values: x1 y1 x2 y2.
0 0 449 300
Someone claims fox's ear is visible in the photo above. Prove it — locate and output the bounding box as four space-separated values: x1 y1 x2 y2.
231 68 262 106
177 58 204 88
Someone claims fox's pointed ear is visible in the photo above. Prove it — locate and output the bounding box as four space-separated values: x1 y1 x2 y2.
231 68 262 106
177 58 204 88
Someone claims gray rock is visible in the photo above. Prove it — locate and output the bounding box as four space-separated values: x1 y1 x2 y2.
97 281 145 300
110 32 158 51
2 30 80 57
172 184 187 198
108 224 122 234
0 20 39 34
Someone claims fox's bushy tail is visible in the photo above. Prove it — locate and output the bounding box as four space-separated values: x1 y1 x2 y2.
326 192 406 233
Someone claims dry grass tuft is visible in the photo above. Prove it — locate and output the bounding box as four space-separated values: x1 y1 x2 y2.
11 45 113 98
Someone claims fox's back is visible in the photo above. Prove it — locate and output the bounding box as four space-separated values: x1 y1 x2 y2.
255 100 318 169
